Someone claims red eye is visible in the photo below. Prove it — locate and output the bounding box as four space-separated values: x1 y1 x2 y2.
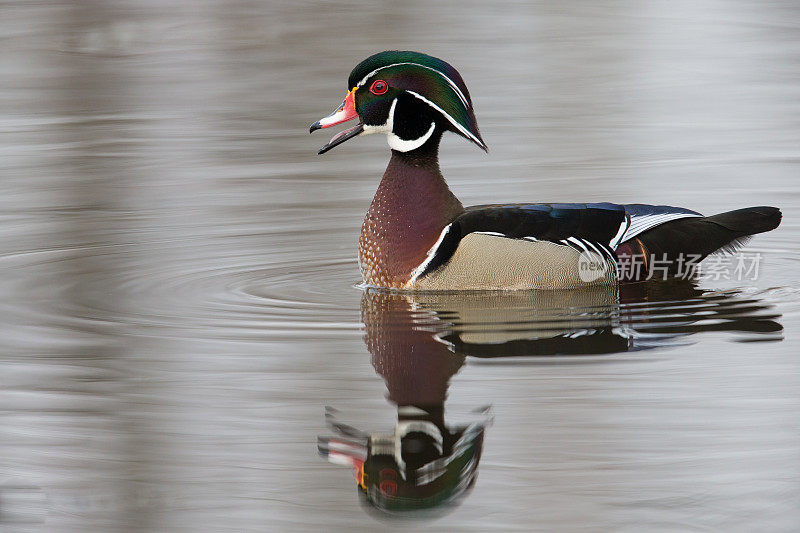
370 80 388 95
379 480 397 496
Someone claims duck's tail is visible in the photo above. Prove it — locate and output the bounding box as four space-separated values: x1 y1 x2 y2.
619 206 781 280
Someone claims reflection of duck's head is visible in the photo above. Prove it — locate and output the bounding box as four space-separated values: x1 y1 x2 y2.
363 403 488 516
319 405 490 517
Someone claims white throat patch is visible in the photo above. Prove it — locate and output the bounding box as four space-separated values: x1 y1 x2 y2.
361 97 436 153
387 121 436 152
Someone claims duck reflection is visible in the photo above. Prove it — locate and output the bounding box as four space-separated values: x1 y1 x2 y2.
319 280 781 516
318 290 490 517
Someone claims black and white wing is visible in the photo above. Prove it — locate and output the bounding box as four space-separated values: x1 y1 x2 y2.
412 202 627 280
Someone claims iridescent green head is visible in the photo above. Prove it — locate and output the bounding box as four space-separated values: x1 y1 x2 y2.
310 51 487 154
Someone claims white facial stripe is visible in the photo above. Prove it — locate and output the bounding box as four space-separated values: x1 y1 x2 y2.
406 90 486 149
356 62 470 109
362 97 397 135
387 121 436 152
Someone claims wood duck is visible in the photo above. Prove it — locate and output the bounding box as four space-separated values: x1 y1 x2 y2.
310 51 782 290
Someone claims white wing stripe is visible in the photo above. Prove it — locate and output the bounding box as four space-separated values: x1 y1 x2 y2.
582 239 608 259
566 237 590 253
619 212 702 244
609 217 631 249
600 242 616 258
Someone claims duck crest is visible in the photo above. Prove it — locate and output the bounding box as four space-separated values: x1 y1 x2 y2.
359 142 463 288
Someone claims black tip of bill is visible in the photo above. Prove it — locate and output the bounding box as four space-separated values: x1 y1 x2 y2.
315 123 364 155
309 121 322 134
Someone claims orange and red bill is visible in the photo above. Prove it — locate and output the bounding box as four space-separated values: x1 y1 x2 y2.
309 88 363 154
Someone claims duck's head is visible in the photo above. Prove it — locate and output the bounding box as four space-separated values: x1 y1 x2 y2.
310 51 487 155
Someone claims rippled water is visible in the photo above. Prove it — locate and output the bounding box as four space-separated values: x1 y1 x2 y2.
1 1 799 531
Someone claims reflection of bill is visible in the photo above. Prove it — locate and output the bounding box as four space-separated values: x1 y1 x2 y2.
577 251 610 282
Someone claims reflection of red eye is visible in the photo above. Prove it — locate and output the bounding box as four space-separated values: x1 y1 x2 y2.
379 468 396 480
370 80 388 95
379 480 397 496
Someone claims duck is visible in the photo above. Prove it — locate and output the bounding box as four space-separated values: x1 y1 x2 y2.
310 51 782 290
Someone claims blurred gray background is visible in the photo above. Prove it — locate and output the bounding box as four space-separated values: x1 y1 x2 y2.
1 1 799 531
